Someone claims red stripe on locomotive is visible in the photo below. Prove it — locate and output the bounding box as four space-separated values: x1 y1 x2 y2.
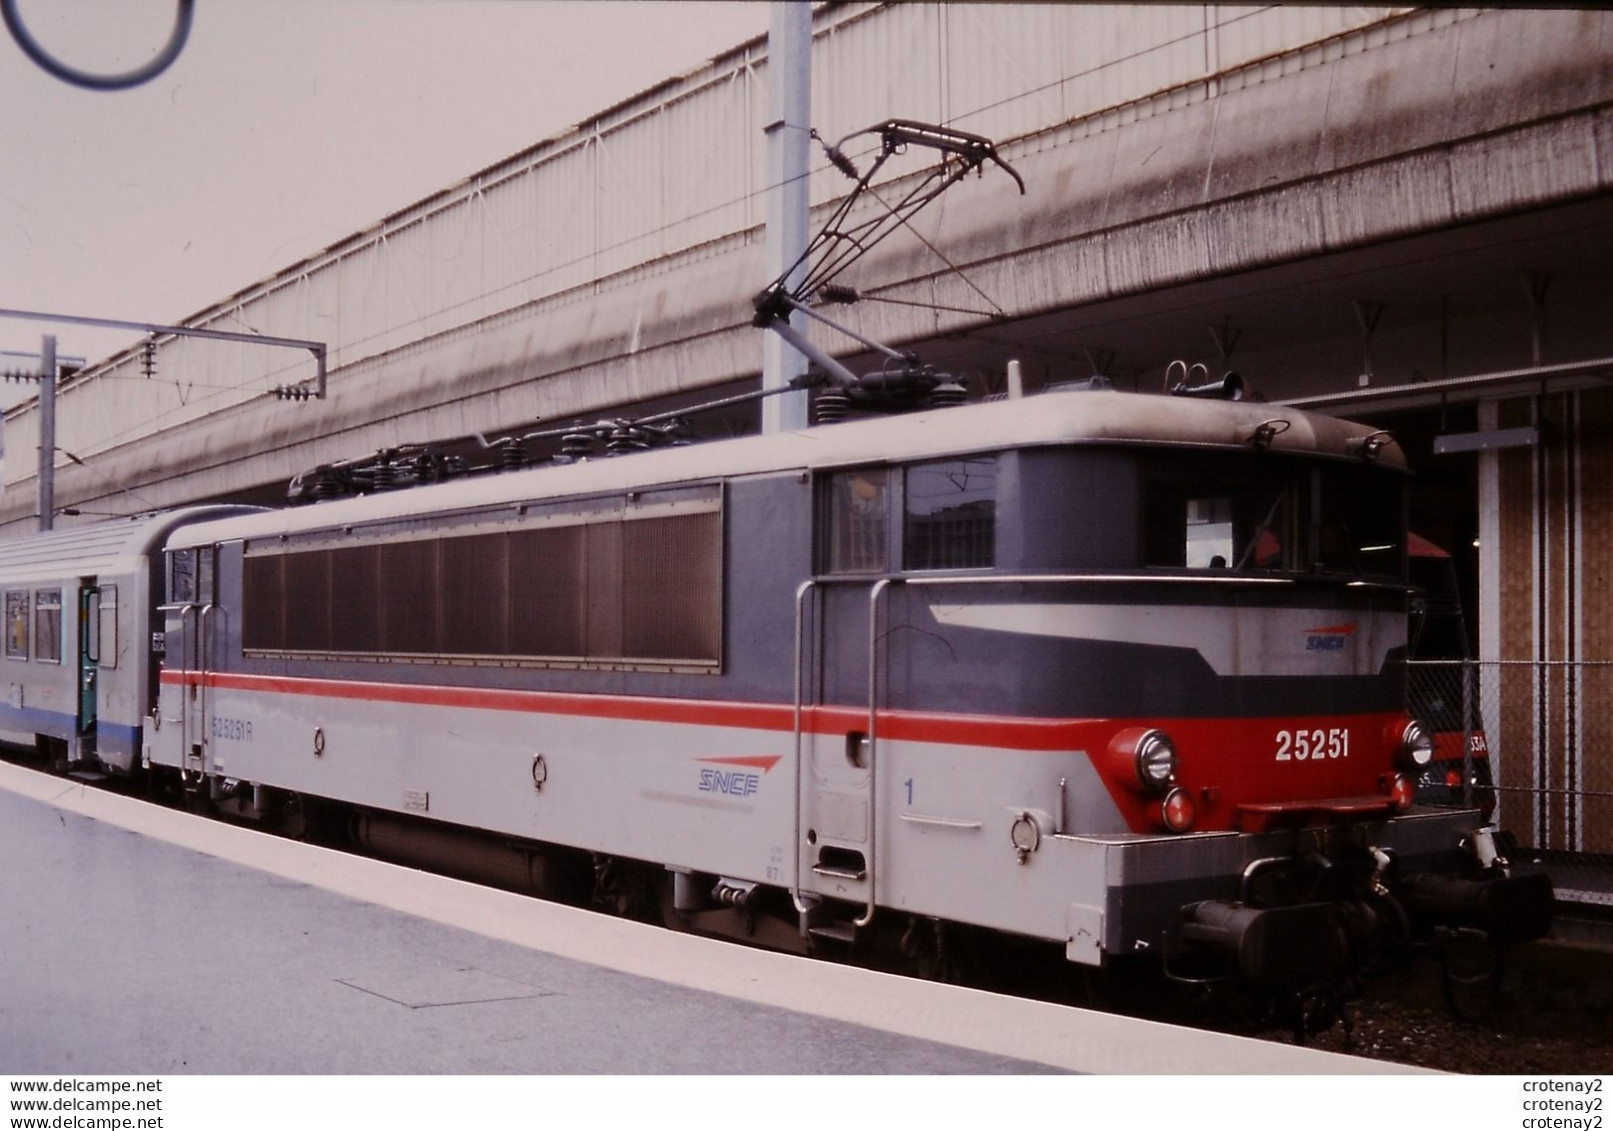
163 668 1411 834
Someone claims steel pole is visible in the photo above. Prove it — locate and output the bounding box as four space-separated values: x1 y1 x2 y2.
38 334 55 531
761 0 811 435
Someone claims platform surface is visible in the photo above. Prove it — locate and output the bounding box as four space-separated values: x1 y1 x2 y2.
0 762 1388 1074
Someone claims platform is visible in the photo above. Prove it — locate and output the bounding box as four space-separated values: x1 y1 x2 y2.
0 762 1388 1074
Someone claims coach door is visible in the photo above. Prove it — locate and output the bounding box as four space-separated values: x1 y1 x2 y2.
75 583 99 757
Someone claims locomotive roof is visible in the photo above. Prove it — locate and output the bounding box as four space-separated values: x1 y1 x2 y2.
0 506 264 583
167 390 1406 550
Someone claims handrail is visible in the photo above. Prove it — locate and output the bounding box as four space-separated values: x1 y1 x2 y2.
790 579 817 916
806 571 1297 588
855 579 892 928
177 604 197 773
198 603 217 775
792 575 888 929
904 571 1296 587
1403 657 1613 667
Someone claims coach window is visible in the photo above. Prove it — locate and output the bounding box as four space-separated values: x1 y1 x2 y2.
98 585 119 669
168 547 215 605
169 549 195 604
34 588 62 664
4 590 28 660
197 547 216 605
903 456 997 570
824 469 890 573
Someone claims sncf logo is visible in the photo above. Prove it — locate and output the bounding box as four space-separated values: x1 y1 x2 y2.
695 755 782 797
1304 623 1356 651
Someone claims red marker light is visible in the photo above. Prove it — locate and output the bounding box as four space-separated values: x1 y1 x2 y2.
1161 787 1196 832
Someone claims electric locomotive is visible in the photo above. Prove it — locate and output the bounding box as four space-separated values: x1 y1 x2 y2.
117 382 1548 1013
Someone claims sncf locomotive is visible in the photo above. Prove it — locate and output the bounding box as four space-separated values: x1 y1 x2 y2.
0 120 1551 1025
0 384 1552 1020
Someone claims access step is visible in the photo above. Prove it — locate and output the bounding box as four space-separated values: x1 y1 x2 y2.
807 921 859 945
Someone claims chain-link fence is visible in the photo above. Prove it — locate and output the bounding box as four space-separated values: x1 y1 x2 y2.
1404 659 1613 905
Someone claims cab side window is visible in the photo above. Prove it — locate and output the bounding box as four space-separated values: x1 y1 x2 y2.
903 457 996 570
823 469 890 574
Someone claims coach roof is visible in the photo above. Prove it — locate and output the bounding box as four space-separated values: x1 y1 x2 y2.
0 506 263 584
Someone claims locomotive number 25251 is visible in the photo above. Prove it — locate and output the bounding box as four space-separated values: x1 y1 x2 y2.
1274 728 1349 761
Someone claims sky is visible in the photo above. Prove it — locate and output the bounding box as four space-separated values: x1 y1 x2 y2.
0 0 773 385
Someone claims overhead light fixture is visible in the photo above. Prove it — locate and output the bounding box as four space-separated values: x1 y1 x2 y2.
1432 426 1539 455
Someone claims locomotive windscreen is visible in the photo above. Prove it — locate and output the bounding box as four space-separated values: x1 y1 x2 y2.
1143 453 1405 579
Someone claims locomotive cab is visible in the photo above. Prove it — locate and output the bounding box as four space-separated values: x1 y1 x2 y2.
797 392 1551 1014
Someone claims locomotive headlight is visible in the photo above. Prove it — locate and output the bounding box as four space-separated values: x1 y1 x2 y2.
1136 730 1178 791
1398 720 1435 771
1107 727 1178 793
